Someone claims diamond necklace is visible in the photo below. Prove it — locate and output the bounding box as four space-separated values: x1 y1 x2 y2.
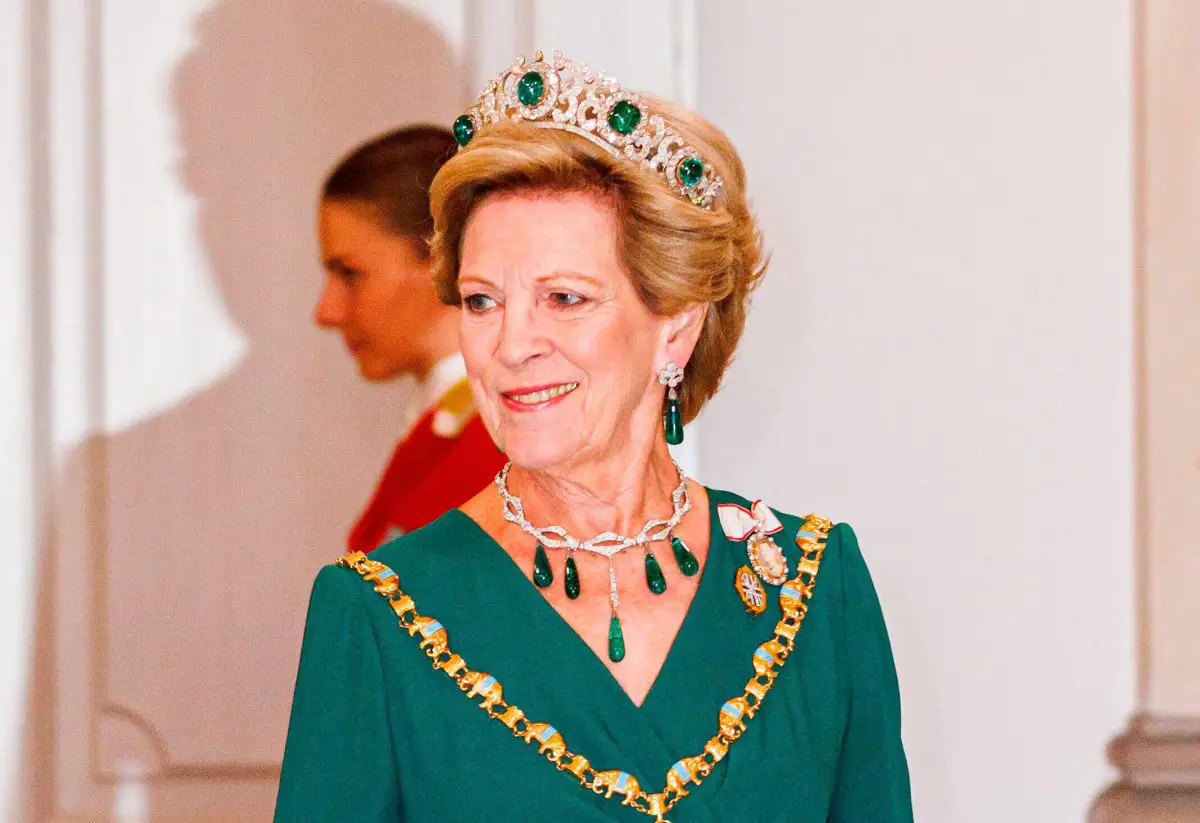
494 461 700 662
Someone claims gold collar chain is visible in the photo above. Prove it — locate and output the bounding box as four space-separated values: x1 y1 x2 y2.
337 513 832 821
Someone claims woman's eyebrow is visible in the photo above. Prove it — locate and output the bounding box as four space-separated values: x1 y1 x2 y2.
457 273 498 290
536 270 605 288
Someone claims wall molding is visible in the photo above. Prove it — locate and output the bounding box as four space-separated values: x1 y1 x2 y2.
1109 717 1200 789
1092 714 1200 822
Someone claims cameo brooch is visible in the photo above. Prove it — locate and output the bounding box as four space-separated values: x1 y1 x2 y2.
718 500 789 586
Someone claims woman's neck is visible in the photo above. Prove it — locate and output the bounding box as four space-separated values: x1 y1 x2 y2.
409 308 462 382
506 439 681 538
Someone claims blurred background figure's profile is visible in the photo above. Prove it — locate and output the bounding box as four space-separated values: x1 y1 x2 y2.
315 125 507 552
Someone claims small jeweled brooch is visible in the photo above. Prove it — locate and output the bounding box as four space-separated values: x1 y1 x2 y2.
718 500 789 586
734 565 766 614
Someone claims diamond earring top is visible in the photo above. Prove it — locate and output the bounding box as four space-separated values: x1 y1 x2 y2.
453 50 725 210
658 361 684 389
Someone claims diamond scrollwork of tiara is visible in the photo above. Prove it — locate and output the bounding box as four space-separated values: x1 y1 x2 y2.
452 50 725 210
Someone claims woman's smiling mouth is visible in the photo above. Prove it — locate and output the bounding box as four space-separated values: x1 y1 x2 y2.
501 382 579 410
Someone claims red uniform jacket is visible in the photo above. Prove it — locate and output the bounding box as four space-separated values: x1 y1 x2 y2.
348 379 506 552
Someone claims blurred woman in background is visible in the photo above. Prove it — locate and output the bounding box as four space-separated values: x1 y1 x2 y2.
315 125 506 551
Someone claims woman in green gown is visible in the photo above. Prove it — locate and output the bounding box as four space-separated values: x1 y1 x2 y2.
275 50 912 822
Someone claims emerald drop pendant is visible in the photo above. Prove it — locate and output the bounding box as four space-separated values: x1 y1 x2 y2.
607 614 626 662
644 551 667 594
564 554 581 599
663 393 683 445
671 535 700 577
532 543 553 588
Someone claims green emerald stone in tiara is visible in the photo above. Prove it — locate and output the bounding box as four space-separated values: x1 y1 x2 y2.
517 70 545 107
453 50 725 210
677 156 704 188
607 100 642 135
452 114 475 147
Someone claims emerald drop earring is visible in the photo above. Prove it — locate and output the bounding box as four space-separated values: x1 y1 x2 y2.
659 361 684 446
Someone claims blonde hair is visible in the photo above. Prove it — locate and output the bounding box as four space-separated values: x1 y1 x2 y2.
428 96 766 424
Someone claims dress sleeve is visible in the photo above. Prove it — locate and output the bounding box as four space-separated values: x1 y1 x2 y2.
826 523 914 822
274 565 401 822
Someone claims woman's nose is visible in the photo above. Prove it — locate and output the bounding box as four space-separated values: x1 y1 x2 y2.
313 280 346 328
495 304 551 367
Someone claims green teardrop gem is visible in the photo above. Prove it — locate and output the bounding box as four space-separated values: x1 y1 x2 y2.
517 70 545 106
607 614 626 662
607 100 642 135
663 396 683 445
533 543 553 588
644 551 667 594
564 555 581 599
452 114 475 147
671 536 700 577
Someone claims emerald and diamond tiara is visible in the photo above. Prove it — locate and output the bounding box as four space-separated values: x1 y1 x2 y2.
453 50 725 210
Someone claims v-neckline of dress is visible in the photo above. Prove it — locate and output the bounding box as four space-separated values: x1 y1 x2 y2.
446 486 724 714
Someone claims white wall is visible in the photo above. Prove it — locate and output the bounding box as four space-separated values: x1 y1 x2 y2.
1 0 35 819
695 2 1135 822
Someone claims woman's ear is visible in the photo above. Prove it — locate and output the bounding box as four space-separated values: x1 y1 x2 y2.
661 303 708 367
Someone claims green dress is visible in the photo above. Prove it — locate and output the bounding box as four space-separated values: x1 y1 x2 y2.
274 488 912 822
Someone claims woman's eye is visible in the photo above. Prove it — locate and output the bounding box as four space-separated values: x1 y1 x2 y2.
463 293 498 312
550 292 585 308
335 265 360 284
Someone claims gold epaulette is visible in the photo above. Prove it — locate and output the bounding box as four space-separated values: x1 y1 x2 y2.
431 378 477 439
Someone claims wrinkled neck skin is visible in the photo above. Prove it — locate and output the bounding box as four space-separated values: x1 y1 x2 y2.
505 417 682 539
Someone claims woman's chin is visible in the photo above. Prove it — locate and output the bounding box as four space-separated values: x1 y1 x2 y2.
499 437 581 473
356 357 405 383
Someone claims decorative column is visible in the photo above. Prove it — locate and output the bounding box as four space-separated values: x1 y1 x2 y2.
1091 2 1200 820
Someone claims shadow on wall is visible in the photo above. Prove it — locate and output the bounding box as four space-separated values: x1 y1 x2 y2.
25 1 465 819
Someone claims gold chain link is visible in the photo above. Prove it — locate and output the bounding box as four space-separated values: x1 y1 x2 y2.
337 513 832 821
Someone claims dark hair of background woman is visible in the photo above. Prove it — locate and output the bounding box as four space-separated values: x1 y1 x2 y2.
322 124 457 255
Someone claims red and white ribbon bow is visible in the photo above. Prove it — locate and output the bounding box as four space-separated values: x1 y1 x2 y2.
717 500 783 542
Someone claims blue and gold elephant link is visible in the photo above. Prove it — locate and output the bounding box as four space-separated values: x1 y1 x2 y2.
407 615 449 658
752 639 787 677
458 670 504 711
590 769 641 805
521 722 567 759
663 755 708 797
718 696 750 739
